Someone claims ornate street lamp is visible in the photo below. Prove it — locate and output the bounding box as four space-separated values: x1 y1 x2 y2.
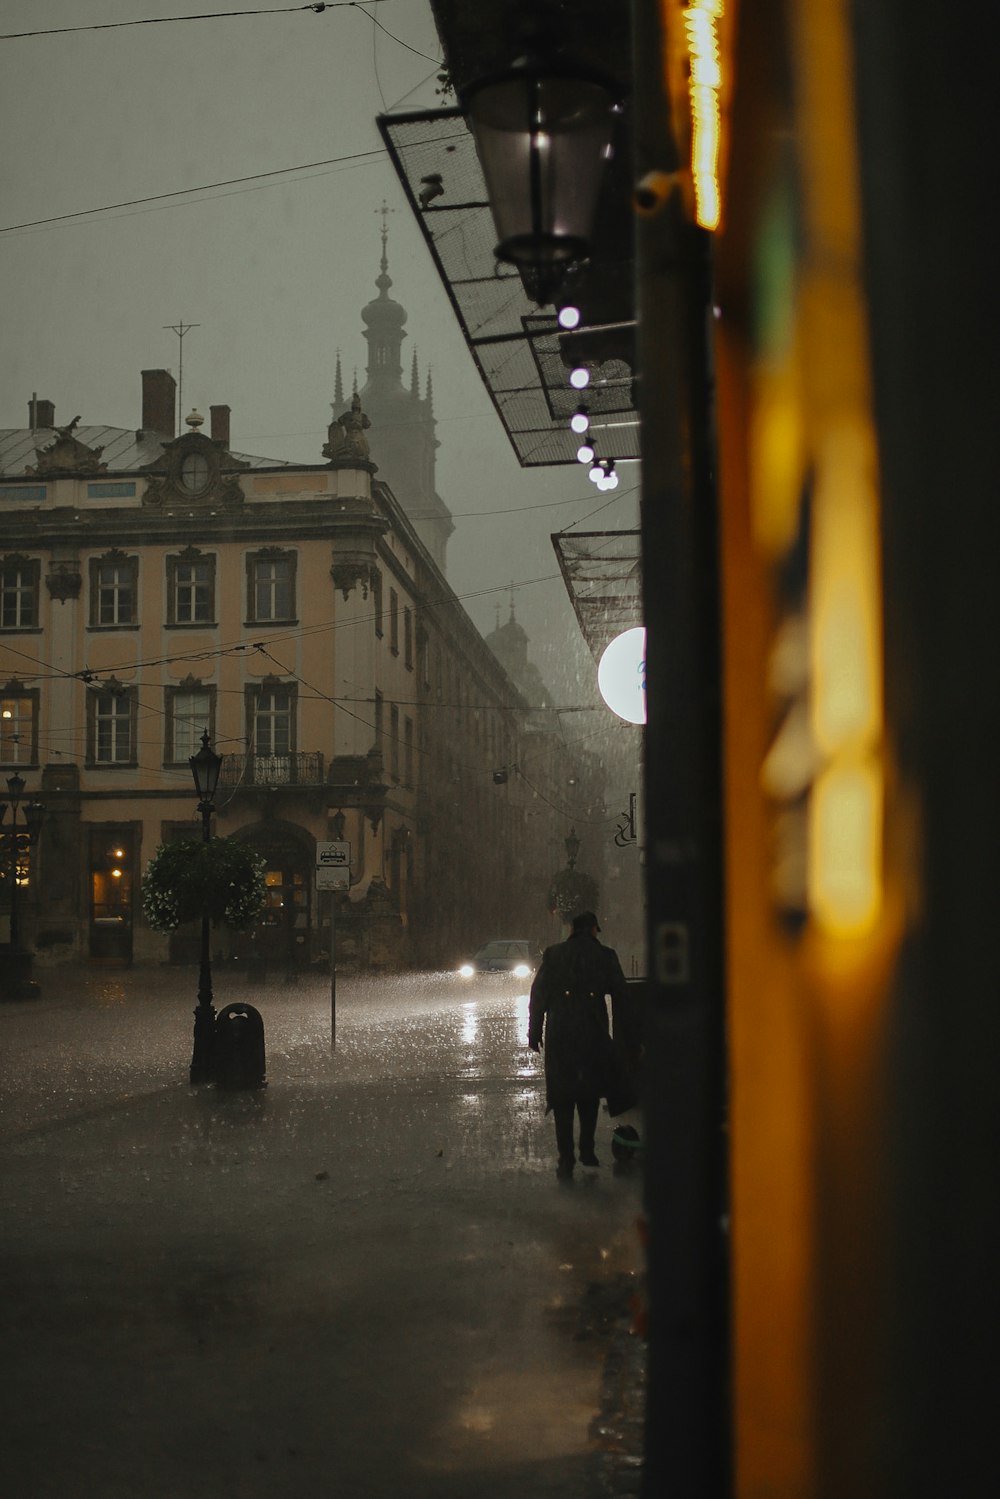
461 52 622 307
1 773 45 952
188 730 223 1084
564 827 581 869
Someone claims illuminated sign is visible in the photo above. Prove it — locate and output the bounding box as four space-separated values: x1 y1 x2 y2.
598 627 647 724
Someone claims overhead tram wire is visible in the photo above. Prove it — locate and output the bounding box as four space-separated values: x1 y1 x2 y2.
0 572 567 689
1 5 360 43
0 149 385 235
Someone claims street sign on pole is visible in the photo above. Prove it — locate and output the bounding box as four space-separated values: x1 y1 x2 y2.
316 841 351 891
316 842 351 1049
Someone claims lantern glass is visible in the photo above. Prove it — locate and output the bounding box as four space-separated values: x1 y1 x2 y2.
464 60 618 304
189 730 223 804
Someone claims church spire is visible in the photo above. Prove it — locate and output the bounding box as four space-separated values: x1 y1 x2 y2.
425 367 434 414
410 349 420 397
361 201 407 390
334 349 344 410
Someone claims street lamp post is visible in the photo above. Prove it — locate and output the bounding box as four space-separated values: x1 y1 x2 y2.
0 773 45 950
188 730 223 1085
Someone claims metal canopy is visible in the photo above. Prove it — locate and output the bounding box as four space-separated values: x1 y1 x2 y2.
378 108 640 470
551 529 643 662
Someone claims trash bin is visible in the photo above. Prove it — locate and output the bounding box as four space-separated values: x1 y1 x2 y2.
214 1002 267 1090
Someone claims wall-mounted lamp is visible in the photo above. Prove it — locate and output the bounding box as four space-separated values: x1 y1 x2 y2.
461 53 622 307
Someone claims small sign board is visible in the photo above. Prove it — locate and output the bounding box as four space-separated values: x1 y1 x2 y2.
316 840 351 891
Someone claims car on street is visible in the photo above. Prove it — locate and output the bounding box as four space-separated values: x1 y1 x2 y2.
457 939 542 980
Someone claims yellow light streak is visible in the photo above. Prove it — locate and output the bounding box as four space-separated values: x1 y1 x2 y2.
683 0 725 230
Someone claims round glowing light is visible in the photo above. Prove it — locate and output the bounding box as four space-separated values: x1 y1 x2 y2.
597 626 646 724
558 305 581 330
570 366 590 390
459 963 475 979
589 463 604 482
513 963 531 979
576 443 595 464
570 409 589 434
111 868 123 879
604 470 619 489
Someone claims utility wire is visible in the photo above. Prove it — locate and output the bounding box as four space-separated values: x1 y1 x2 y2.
0 4 349 42
0 149 383 234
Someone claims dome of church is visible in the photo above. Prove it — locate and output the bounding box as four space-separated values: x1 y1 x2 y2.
361 267 407 332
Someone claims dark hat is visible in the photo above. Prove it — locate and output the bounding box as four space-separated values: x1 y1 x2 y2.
571 910 601 933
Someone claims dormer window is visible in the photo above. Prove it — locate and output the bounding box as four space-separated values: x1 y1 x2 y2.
180 452 211 494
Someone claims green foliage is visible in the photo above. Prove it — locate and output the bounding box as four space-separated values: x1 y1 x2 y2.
141 838 266 933
547 867 600 923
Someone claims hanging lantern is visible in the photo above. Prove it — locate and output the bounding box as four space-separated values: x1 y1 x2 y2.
462 53 622 307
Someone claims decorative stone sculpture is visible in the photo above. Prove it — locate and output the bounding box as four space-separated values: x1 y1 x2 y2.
323 393 371 461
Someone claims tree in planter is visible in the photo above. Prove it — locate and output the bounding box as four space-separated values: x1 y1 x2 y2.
142 837 266 935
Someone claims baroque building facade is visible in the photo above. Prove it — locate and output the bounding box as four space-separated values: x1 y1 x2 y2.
0 346 583 972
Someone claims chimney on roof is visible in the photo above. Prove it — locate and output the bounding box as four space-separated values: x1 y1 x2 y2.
141 369 177 439
29 395 56 429
210 404 231 447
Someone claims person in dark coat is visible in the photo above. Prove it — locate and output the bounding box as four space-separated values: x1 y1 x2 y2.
528 910 631 1175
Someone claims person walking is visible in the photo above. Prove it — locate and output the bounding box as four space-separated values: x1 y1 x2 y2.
528 911 633 1177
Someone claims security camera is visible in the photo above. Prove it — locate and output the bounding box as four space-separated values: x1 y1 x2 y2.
633 170 678 217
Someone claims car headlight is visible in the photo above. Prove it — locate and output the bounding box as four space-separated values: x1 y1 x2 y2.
513 963 531 978
459 963 475 978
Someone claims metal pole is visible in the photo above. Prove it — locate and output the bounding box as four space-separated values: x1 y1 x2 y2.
631 3 730 1494
189 800 216 1084
8 817 20 950
329 890 337 1050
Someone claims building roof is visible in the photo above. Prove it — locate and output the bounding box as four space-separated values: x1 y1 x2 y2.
0 425 298 478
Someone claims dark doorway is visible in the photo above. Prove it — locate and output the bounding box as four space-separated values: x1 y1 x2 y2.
89 826 136 965
230 823 313 975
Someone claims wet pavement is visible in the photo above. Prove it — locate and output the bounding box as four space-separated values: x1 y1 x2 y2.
1 965 646 1498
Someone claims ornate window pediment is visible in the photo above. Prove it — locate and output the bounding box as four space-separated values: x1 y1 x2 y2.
142 428 248 511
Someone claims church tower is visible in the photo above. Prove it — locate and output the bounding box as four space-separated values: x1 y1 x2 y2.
357 210 454 573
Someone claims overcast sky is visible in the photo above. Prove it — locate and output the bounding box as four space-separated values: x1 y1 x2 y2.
0 0 640 731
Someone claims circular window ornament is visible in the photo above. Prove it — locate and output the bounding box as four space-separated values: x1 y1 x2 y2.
597 627 646 724
180 452 210 493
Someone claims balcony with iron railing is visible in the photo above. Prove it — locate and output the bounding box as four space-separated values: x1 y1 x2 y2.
218 752 325 790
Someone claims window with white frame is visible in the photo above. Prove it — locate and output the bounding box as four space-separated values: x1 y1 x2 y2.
404 607 413 670
88 682 136 765
0 557 40 630
389 703 400 781
90 553 137 627
167 552 215 625
248 551 295 623
166 684 213 763
0 687 38 765
249 681 296 757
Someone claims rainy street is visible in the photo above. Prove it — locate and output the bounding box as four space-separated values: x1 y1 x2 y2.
0 966 644 1499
